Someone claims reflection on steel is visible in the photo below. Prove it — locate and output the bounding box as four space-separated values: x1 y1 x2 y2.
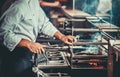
37 72 71 77
46 73 71 77
36 48 70 69
87 18 118 28
72 41 107 45
61 8 91 18
59 28 120 32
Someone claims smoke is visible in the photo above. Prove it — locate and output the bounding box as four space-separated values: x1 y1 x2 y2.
75 0 112 15
75 0 99 15
97 0 112 13
82 0 99 15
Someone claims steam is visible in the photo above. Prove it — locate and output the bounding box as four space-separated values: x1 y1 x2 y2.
75 0 112 15
97 0 112 13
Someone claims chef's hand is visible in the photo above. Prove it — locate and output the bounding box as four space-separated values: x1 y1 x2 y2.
60 35 77 44
53 1 61 7
17 39 46 53
54 31 77 45
27 42 46 53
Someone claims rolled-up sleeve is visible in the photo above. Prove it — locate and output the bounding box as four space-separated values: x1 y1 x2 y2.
0 6 23 51
41 20 58 37
38 7 58 37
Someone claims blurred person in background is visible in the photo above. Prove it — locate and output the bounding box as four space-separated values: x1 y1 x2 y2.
40 0 61 20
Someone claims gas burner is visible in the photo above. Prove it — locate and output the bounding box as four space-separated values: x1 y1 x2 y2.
36 48 69 69
69 42 108 69
37 71 71 77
